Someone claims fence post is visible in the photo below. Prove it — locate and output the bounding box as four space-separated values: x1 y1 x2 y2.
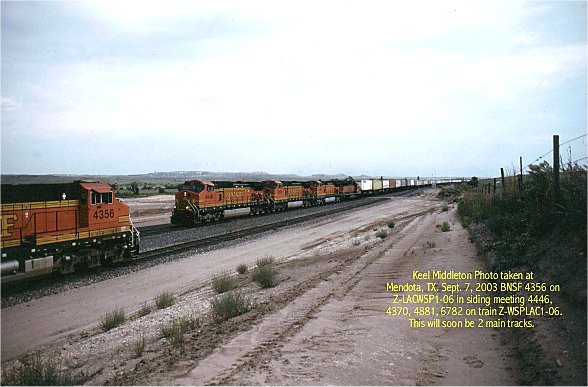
519 156 523 192
553 134 560 204
500 168 506 195
493 178 497 197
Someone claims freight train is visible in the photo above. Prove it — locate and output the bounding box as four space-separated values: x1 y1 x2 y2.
0 181 140 283
0 176 456 281
171 177 435 225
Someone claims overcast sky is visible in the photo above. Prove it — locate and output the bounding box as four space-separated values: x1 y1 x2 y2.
1 1 586 178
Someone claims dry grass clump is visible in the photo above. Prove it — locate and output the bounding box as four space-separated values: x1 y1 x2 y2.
251 257 278 288
212 272 236 294
155 291 175 309
1 355 87 386
132 335 146 358
100 308 125 331
159 315 200 347
137 303 152 317
210 291 251 323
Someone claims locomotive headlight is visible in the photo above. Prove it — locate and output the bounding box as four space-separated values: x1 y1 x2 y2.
185 206 190 210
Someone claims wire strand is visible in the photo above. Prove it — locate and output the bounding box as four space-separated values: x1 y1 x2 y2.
524 133 587 171
560 133 587 147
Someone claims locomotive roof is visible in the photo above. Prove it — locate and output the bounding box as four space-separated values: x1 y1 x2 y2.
1 182 84 203
79 182 113 193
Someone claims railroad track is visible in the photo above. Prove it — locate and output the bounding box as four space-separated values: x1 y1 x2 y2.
138 223 186 237
139 196 390 261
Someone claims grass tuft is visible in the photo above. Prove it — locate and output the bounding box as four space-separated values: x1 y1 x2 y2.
212 272 236 294
155 291 175 310
132 335 146 358
1 355 87 386
441 221 451 232
387 221 396 228
251 257 278 288
159 315 199 347
210 291 251 323
100 308 125 332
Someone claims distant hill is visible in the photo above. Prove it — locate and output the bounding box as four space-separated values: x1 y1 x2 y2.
1 171 355 185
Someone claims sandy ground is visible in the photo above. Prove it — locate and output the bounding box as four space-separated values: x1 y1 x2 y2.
1 190 518 385
123 195 175 227
170 199 513 386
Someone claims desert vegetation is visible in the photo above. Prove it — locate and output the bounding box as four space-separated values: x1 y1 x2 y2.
457 162 586 300
100 309 126 332
212 272 236 294
251 257 279 288
209 291 252 323
155 291 175 310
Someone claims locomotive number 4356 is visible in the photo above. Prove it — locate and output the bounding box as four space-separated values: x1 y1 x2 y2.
93 209 115 219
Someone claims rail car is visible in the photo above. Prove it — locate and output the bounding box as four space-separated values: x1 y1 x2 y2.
0 181 140 283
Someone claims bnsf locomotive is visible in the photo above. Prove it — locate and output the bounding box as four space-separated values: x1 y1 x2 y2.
170 177 412 224
0 181 139 282
171 179 357 224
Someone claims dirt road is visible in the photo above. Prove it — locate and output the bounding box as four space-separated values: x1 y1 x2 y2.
1 190 516 385
169 196 513 385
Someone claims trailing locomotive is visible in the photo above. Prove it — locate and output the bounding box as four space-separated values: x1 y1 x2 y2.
171 178 361 224
171 176 438 225
0 181 139 282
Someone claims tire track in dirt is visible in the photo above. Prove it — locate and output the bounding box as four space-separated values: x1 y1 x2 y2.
168 208 435 385
189 206 515 385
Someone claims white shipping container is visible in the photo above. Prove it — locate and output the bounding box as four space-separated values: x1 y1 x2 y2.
396 180 402 187
360 179 373 191
383 180 390 189
410 179 415 186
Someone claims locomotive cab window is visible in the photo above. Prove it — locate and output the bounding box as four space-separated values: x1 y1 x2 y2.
91 191 113 205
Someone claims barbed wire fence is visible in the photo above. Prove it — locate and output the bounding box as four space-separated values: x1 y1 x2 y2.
524 133 587 173
473 133 587 200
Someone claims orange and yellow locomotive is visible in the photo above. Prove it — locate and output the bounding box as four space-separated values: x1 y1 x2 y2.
1 181 139 282
171 179 358 224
